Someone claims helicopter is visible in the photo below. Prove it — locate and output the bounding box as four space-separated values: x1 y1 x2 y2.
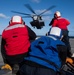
11 4 56 29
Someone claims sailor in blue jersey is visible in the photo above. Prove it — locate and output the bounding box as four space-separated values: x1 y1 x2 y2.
19 27 67 75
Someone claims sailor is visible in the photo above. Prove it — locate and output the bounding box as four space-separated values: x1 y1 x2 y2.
19 27 67 75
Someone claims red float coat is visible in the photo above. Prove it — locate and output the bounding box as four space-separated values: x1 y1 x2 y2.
2 23 31 55
52 17 70 30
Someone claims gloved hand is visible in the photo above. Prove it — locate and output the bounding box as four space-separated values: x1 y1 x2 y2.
1 64 12 70
66 57 74 65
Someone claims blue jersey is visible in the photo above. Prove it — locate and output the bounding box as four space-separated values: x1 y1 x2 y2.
25 36 65 71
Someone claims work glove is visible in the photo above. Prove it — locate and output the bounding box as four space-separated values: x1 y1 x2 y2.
66 57 74 65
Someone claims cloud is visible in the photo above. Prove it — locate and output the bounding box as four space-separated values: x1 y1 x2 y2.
31 0 41 3
42 16 51 21
0 13 10 19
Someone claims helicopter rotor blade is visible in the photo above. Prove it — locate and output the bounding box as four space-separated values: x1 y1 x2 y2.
22 16 32 18
39 5 56 16
11 11 31 15
25 4 36 14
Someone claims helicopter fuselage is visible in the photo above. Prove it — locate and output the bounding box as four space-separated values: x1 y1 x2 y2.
30 20 45 29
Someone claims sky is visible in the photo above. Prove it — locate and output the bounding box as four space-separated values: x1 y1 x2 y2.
0 0 74 36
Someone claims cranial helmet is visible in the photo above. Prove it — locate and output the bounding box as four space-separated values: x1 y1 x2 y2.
9 15 24 24
54 11 61 17
49 27 62 38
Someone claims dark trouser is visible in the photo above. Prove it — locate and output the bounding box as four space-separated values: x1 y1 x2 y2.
62 30 72 57
1 51 28 75
19 64 57 75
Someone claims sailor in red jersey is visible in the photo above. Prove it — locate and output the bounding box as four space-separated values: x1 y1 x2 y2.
49 11 72 58
1 15 36 74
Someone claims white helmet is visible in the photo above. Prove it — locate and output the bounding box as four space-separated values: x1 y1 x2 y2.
54 11 61 17
49 27 62 38
9 15 24 24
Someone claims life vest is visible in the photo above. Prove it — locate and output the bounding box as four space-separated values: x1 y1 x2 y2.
2 24 30 55
52 17 70 30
